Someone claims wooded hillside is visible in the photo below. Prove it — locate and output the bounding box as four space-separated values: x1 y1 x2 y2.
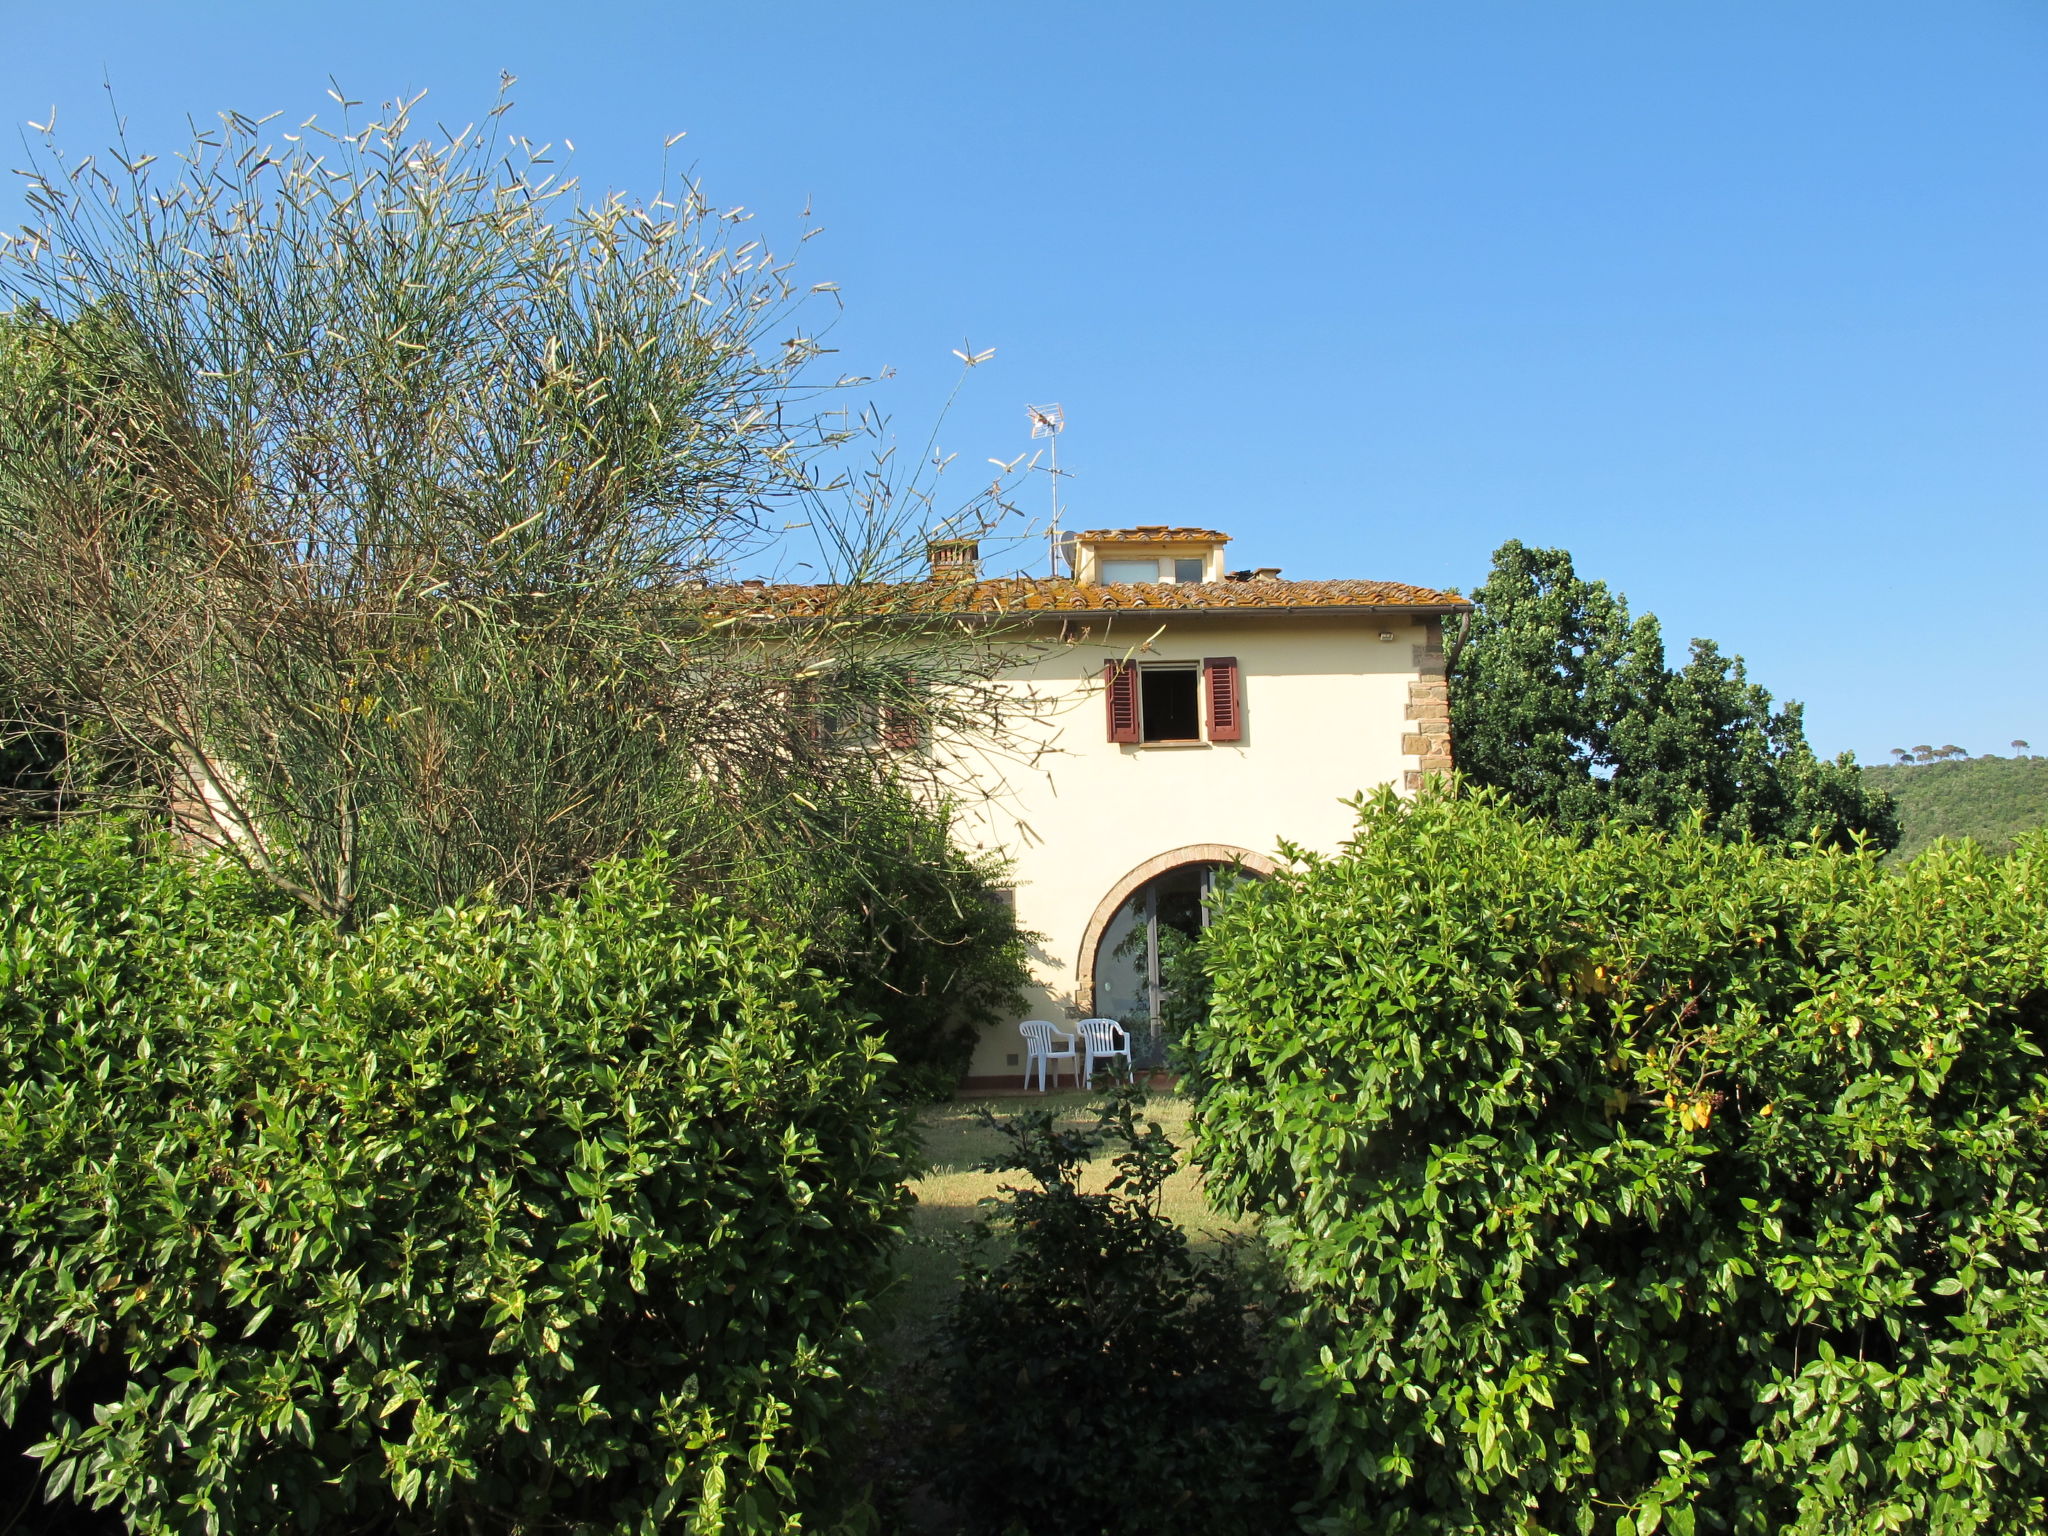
1862 754 2048 860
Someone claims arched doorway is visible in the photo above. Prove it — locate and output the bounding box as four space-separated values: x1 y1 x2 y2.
1077 844 1276 1065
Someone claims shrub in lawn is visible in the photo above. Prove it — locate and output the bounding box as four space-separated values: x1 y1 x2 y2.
0 822 911 1534
933 1090 1306 1536
1188 788 2048 1535
797 790 1033 1094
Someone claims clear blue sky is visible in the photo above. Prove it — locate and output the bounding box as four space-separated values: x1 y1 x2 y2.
4 1 2043 760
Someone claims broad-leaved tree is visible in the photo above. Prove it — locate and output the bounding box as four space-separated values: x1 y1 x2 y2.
1451 540 1896 850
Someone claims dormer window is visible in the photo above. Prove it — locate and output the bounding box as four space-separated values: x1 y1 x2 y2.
1092 555 1213 584
1069 527 1230 584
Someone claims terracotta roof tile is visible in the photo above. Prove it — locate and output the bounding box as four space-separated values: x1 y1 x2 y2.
1074 526 1230 544
733 576 1468 618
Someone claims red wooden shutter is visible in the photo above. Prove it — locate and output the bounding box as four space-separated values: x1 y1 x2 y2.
881 673 920 749
881 707 917 750
1205 656 1243 741
1104 661 1140 743
791 679 824 745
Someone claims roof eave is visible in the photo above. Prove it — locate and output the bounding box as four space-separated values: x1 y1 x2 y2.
997 600 1471 621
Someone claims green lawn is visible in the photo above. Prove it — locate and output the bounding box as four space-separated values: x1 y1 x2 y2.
909 1090 1242 1236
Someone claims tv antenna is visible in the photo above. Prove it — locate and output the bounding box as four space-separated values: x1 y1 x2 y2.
1027 403 1065 576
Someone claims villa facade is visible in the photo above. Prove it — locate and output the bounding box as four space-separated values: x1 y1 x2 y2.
922 526 1469 1088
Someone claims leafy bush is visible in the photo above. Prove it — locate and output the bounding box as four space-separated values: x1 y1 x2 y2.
932 1091 1306 1536
786 790 1032 1091
1189 789 2048 1535
0 823 911 1534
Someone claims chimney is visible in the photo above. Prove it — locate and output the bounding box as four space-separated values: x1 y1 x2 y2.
926 539 981 578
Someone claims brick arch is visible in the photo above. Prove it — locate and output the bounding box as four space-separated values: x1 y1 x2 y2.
1073 843 1280 1011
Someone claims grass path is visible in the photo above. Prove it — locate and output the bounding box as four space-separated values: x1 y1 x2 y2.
876 1091 1250 1365
855 1091 1253 1527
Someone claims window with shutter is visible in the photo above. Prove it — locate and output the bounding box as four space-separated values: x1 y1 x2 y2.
881 672 921 750
1205 656 1243 741
1140 665 1200 741
880 707 919 750
789 678 825 746
1104 661 1140 743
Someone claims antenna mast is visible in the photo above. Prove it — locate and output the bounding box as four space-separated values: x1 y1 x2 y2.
1027 402 1065 575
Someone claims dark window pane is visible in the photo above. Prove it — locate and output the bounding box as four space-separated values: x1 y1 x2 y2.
1173 558 1204 583
1152 863 1208 935
1140 668 1200 741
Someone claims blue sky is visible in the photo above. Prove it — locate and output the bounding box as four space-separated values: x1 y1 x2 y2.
3 1 2043 759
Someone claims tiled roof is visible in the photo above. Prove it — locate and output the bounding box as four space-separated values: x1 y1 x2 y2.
730 576 1468 617
1074 526 1230 544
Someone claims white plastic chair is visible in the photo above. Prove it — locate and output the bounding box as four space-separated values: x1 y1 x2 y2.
1075 1018 1133 1086
1018 1020 1079 1092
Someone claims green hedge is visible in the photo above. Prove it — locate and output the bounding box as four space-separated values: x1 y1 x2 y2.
0 825 910 1533
1188 790 2048 1535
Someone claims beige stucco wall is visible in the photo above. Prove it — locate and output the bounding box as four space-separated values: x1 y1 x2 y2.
936 611 1441 1081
